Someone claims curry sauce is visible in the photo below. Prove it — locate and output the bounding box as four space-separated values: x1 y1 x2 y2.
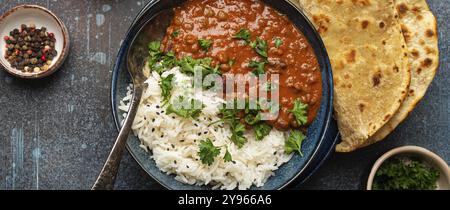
161 0 322 130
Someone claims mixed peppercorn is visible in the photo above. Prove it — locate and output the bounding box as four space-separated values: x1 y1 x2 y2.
4 24 57 73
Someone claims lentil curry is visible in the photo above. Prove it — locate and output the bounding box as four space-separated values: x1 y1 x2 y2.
161 0 322 130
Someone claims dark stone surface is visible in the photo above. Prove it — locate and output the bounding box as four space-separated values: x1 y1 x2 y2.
0 0 448 190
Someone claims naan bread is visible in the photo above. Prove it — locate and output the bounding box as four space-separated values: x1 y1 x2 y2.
296 0 411 152
366 0 439 144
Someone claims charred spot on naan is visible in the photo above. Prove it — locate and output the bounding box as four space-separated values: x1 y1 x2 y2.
346 50 357 63
393 65 400 73
411 49 420 58
359 103 366 113
361 20 370 29
426 29 435 38
312 14 330 34
396 3 409 17
372 72 382 87
421 58 433 68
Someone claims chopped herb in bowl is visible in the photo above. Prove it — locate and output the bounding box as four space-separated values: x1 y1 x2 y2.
373 157 440 190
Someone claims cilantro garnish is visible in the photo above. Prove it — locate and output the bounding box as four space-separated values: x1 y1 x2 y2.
223 148 233 162
198 39 212 51
284 130 306 156
254 123 272 141
198 139 221 166
159 74 175 106
233 28 251 43
171 30 180 38
248 60 266 75
166 96 204 119
274 37 283 48
230 121 247 149
289 99 309 126
250 37 268 58
373 158 441 190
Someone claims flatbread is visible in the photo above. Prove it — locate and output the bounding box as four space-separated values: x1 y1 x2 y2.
295 0 411 152
366 0 439 144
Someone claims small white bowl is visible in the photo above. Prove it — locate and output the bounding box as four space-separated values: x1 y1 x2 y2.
0 5 70 79
367 146 450 190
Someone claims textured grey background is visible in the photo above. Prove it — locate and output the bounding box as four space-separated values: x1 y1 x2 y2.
0 0 448 190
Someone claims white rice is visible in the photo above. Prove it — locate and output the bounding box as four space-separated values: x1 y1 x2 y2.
120 66 292 190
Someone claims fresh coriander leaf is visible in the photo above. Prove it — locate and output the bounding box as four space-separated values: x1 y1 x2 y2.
198 139 221 166
284 130 306 156
251 37 268 58
166 96 204 119
148 41 161 52
171 30 180 38
223 148 233 162
198 39 212 51
244 113 261 125
233 28 251 43
148 41 163 70
159 74 175 105
274 37 283 48
216 100 249 148
177 56 201 74
254 123 272 141
177 56 220 77
161 51 176 67
228 59 236 67
248 60 266 75
209 102 239 126
289 99 309 126
153 51 177 74
219 108 239 124
230 121 247 148
373 158 440 190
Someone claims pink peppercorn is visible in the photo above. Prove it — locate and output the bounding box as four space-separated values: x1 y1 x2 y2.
41 55 46 61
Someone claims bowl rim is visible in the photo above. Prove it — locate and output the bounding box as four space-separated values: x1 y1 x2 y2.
367 145 450 190
110 0 336 190
0 4 70 79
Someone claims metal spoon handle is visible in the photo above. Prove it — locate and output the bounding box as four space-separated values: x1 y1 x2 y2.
92 88 142 190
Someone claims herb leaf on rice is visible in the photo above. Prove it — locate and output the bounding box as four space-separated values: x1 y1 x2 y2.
199 139 221 166
159 74 175 106
254 123 272 141
223 148 233 162
230 121 247 149
285 130 306 156
166 96 204 119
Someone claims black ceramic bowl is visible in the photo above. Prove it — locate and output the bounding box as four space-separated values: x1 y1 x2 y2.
111 0 338 190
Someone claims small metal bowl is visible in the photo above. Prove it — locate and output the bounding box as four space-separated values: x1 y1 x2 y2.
367 146 450 190
0 5 70 79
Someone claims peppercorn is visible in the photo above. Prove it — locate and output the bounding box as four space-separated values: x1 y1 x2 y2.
4 24 58 73
30 58 38 64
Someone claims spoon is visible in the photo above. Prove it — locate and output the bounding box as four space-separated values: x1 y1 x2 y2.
91 57 145 190
91 6 173 190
